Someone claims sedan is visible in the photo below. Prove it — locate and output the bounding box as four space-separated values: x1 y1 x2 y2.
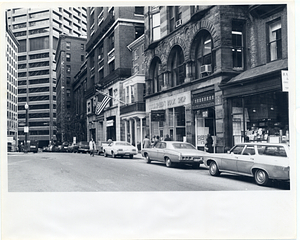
74 141 89 153
203 143 290 186
103 141 138 158
141 141 206 168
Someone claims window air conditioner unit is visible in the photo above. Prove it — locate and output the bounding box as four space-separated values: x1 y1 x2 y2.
175 19 182 28
200 64 212 74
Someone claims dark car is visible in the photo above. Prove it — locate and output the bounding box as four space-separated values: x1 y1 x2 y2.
74 141 89 153
28 140 39 153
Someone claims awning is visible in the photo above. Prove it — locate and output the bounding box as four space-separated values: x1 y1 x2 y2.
221 58 288 87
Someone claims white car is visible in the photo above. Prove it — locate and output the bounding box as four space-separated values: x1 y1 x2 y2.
203 143 290 186
103 141 138 159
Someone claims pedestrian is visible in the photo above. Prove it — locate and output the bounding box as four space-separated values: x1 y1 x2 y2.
142 135 151 148
89 138 96 157
153 135 160 147
164 134 171 141
205 134 213 153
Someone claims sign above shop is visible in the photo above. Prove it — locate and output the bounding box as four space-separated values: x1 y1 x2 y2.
151 110 165 121
106 120 114 127
192 91 215 110
281 70 289 92
146 91 191 112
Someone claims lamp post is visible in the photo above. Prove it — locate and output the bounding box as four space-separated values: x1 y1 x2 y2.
24 103 29 153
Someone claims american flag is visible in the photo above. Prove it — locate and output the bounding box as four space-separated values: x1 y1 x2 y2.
95 95 111 115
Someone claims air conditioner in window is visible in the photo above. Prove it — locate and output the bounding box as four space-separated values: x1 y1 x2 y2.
175 19 182 28
200 64 212 74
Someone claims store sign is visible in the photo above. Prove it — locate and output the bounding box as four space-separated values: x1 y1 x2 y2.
192 91 215 109
146 91 191 112
281 70 289 92
106 120 114 127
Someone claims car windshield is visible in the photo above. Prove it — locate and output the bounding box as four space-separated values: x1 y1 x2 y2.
172 143 195 149
115 142 131 146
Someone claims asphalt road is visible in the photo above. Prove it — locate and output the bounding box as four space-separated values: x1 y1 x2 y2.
7 152 290 192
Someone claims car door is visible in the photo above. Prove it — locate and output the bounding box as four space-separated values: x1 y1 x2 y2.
236 145 255 174
156 142 167 161
221 145 245 171
148 142 160 160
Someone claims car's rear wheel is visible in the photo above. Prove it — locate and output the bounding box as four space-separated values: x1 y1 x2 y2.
209 161 220 176
112 152 116 158
145 153 151 163
165 157 173 168
129 155 133 159
254 169 269 186
104 151 107 157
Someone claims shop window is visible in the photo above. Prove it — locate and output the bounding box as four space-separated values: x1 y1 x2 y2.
232 20 244 69
152 12 160 41
195 31 213 78
169 6 182 32
267 19 282 62
168 45 185 87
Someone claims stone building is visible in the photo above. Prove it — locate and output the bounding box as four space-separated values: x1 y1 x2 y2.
143 5 288 152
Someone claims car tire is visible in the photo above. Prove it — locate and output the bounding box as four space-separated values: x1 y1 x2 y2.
112 152 116 158
254 169 269 186
165 157 173 168
129 155 133 159
209 161 220 176
104 151 107 157
145 153 151 163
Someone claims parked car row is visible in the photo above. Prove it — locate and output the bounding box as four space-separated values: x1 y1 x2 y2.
141 141 290 187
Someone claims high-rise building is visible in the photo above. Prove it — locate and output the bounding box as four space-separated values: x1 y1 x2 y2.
6 7 87 147
55 35 87 143
6 18 19 152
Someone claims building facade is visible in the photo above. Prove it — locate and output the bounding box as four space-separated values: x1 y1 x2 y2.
6 7 87 147
55 35 86 143
85 7 144 143
6 22 19 151
143 5 288 152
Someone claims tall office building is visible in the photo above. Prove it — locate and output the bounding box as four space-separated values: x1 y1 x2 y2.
6 7 87 147
6 19 19 151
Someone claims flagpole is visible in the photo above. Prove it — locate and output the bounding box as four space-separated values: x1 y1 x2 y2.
95 89 126 104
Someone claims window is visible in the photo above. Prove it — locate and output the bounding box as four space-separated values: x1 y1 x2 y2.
81 43 84 50
66 77 71 84
195 31 213 78
231 145 245 155
109 60 115 73
126 86 129 103
169 46 185 87
169 6 181 32
29 36 49 51
66 53 71 61
152 12 160 41
149 57 162 93
18 39 27 53
135 7 144 15
268 19 282 62
18 55 26 61
131 85 135 103
232 20 244 69
109 88 113 107
135 26 144 39
81 55 84 61
108 32 114 52
66 65 71 73
66 41 71 50
98 44 103 61
99 69 104 81
53 37 58 50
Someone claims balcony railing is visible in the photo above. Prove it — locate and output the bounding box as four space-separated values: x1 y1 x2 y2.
120 102 145 115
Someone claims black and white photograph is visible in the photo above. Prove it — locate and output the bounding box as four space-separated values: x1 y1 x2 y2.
1 1 297 239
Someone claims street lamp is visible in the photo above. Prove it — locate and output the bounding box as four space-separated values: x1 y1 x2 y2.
24 103 29 153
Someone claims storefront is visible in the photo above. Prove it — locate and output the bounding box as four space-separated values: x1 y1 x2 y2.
146 91 191 142
192 86 216 151
221 59 289 148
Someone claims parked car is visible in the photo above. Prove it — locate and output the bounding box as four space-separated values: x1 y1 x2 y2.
67 143 77 153
58 142 69 152
42 146 50 152
141 141 205 168
96 141 110 155
28 140 39 153
203 143 290 186
74 141 89 153
103 141 138 158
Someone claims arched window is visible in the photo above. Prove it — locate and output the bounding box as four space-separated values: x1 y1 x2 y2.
149 57 162 93
195 31 213 79
168 45 185 87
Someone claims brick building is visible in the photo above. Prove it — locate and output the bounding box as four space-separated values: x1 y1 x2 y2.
55 35 87 143
85 7 144 142
143 5 288 152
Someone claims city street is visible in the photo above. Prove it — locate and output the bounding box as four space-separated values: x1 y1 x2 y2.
7 152 289 192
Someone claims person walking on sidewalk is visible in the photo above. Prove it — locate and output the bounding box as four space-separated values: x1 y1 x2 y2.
89 138 96 157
